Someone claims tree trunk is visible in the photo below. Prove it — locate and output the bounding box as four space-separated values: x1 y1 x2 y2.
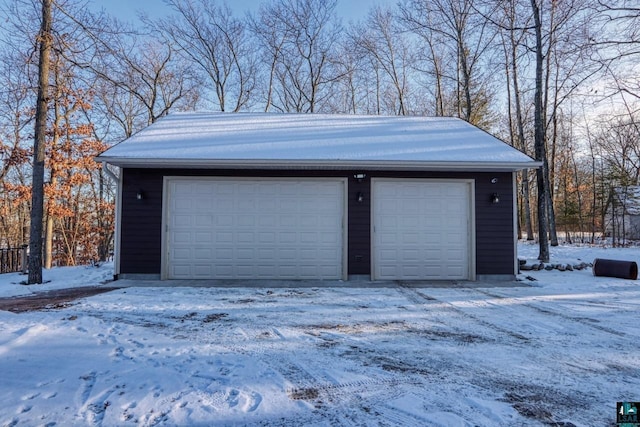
546 181 559 246
522 171 534 240
547 110 559 246
508 29 534 240
504 54 521 239
571 151 585 241
28 0 52 284
44 75 62 270
44 214 53 269
530 0 550 262
542 1 559 247
428 40 444 116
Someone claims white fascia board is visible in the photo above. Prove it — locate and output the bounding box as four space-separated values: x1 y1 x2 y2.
96 157 543 172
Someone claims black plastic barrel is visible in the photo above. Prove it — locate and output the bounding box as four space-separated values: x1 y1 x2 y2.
592 258 638 280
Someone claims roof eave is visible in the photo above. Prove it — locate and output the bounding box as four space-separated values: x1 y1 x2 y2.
96 157 542 172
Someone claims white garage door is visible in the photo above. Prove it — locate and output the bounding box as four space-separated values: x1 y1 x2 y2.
164 178 346 280
372 179 473 280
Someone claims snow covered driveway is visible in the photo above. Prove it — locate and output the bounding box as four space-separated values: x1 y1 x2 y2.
1 262 639 425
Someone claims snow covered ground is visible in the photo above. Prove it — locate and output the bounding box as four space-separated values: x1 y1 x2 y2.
0 242 639 426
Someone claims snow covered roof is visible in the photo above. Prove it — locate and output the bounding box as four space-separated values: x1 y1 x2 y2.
97 112 539 171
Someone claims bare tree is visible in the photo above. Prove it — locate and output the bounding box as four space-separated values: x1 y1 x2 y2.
93 37 200 137
495 0 535 239
400 0 498 125
251 0 342 113
398 3 447 116
350 6 415 115
0 46 34 250
248 2 292 112
593 1 640 113
327 40 368 114
530 0 550 261
27 0 52 284
160 0 256 112
597 115 640 186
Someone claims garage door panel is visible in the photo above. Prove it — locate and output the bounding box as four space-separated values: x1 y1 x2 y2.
319 266 339 277
279 215 298 226
216 199 234 211
257 248 275 260
299 232 318 243
237 232 255 244
258 232 276 244
166 179 344 280
401 232 419 244
173 247 191 260
278 232 296 244
215 232 233 244
237 215 256 227
373 180 472 280
173 266 191 277
215 215 233 227
174 215 193 227
215 252 232 263
401 249 420 261
300 216 318 227
194 265 213 276
448 233 466 246
279 199 298 211
173 232 191 244
173 181 194 194
236 248 255 260
379 216 398 227
298 248 317 260
194 215 213 227
193 196 212 209
215 265 233 276
258 216 278 227
194 232 212 243
193 248 213 259
258 199 277 211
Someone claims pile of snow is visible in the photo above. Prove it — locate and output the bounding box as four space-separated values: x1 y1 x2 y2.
0 262 114 298
0 243 638 426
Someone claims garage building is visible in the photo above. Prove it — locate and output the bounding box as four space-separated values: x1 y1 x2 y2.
97 112 539 282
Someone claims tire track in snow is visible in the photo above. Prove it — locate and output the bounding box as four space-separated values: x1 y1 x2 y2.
398 286 627 425
466 288 640 386
395 285 532 342
241 322 436 426
470 287 627 337
290 323 458 426
286 376 427 427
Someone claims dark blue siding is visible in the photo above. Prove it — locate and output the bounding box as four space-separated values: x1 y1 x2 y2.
118 169 516 278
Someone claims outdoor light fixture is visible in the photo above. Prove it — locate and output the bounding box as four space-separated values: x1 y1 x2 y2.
357 192 364 203
137 190 144 200
354 173 366 181
491 193 500 204
491 177 499 184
